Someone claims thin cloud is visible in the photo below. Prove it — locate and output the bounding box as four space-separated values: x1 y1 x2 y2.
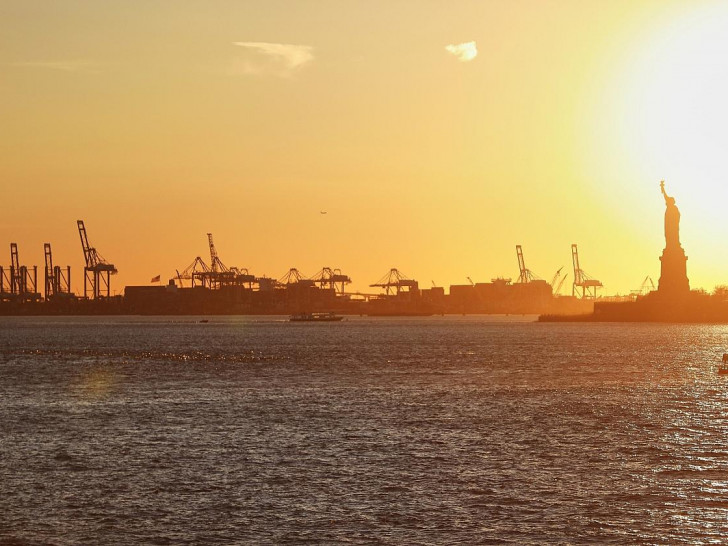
232 42 314 77
9 60 98 73
445 41 478 62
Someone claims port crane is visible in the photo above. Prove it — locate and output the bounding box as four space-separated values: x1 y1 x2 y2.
516 245 541 283
0 263 7 300
175 234 255 289
279 268 308 285
176 256 210 288
199 232 232 288
43 244 53 297
631 276 656 296
205 233 255 288
207 233 227 273
571 244 602 299
9 243 39 301
278 268 314 310
550 267 563 287
310 267 351 295
10 243 21 295
549 267 568 295
43 243 71 300
554 273 568 295
370 268 418 296
178 234 239 289
641 276 656 294
77 220 117 299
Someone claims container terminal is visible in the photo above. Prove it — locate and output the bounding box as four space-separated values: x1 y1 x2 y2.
0 219 600 316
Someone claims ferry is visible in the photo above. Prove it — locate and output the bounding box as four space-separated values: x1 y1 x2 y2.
289 312 344 322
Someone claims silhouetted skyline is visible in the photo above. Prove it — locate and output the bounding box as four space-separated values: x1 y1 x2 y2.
2 1 728 294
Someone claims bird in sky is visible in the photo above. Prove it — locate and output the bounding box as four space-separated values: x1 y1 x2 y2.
320 211 327 214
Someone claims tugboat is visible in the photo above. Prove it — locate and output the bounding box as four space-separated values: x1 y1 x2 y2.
289 312 344 322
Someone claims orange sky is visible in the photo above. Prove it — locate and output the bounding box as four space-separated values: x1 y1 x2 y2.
2 1 728 296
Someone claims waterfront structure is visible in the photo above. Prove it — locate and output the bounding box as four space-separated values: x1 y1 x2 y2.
78 220 117 299
657 181 690 296
546 181 728 323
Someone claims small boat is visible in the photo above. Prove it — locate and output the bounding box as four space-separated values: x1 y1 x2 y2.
289 312 344 322
719 353 728 375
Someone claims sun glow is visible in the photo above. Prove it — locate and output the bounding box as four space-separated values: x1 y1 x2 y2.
624 4 728 200
586 2 728 288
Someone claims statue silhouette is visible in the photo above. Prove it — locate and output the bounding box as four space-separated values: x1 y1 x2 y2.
660 180 680 248
657 180 689 296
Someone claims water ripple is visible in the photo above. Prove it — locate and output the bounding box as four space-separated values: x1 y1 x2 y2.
1 318 728 544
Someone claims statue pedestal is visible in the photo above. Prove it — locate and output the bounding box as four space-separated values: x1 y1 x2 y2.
658 245 690 297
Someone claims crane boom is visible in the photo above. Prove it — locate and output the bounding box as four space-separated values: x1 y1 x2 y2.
370 268 418 295
206 233 229 273
571 244 602 298
10 243 20 294
207 233 218 273
77 220 117 299
516 245 540 283
571 244 582 286
10 243 19 272
516 245 527 283
77 220 96 267
550 267 563 287
555 273 568 295
44 243 54 297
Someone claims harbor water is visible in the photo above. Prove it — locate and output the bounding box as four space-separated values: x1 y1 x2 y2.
2 316 728 544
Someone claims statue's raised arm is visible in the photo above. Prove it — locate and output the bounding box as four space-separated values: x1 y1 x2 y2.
660 180 671 203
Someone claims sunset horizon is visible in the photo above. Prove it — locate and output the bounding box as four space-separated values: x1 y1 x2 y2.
4 1 728 296
4 4 728 544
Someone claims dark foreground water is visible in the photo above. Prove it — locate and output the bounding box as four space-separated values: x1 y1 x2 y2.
1 316 728 544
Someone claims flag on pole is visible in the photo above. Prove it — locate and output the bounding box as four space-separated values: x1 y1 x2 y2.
151 275 161 283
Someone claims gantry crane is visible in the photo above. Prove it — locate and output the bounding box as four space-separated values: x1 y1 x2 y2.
10 243 21 295
554 272 568 295
6 243 39 301
0 263 7 299
641 276 656 294
550 267 563 288
207 233 228 273
310 267 351 295
44 243 71 300
370 268 419 296
1 247 14 299
201 233 254 288
176 233 254 289
549 267 568 295
43 244 53 297
202 232 230 288
516 245 541 283
77 220 117 299
176 256 210 288
186 233 230 289
279 268 307 285
571 244 602 298
631 276 656 296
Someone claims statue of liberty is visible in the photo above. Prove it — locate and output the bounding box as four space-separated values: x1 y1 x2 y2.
660 180 680 249
657 180 689 295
